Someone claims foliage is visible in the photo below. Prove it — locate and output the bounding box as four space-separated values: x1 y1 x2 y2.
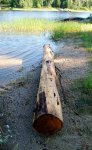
67 0 92 9
81 32 92 52
0 0 92 9
74 75 92 114
52 0 61 7
19 0 33 8
33 0 43 8
43 0 54 7
10 0 20 7
0 19 92 40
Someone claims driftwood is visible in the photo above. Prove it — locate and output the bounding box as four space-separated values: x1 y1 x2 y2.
63 15 92 22
63 17 85 21
33 44 63 135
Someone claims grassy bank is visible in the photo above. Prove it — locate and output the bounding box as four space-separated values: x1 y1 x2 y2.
0 19 57 33
0 19 92 33
0 18 92 51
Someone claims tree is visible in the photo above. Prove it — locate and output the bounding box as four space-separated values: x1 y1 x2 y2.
33 0 43 8
60 0 67 8
52 0 61 7
0 0 92 9
43 0 54 7
10 0 20 7
1 0 11 4
67 0 73 8
19 0 33 8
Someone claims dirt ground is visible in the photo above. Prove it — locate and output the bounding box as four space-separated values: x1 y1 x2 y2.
0 38 92 150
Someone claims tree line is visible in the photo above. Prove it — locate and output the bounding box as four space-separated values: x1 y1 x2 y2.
0 0 92 9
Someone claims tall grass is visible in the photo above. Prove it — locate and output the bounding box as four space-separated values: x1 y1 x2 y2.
0 19 92 36
0 19 92 52
0 19 58 33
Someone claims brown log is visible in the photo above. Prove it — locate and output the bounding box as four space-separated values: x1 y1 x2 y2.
33 44 63 135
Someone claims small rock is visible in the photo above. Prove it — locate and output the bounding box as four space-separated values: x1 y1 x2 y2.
5 125 10 129
0 113 4 118
16 67 24 72
17 81 25 87
0 88 7 93
42 148 48 150
3 85 12 90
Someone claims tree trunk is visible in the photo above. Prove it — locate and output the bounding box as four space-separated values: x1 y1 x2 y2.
33 44 63 135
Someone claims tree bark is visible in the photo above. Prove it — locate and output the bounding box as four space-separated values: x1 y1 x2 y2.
33 44 63 135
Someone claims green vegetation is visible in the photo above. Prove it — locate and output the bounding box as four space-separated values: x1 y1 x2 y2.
0 0 92 10
0 19 58 33
67 0 92 10
76 75 92 94
52 22 92 39
0 19 92 52
81 32 92 52
74 75 92 114
0 19 92 34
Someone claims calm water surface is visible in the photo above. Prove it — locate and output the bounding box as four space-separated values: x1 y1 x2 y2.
0 10 91 22
0 32 60 85
0 11 91 85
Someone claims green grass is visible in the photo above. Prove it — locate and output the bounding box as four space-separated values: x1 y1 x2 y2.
51 21 92 52
0 19 58 33
0 19 92 35
74 75 92 114
78 75 92 94
81 32 92 52
0 18 92 53
51 22 92 39
51 21 82 40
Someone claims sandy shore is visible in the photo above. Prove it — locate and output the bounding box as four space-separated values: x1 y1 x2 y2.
0 38 92 150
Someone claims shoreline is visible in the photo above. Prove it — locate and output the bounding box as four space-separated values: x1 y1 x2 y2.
0 7 92 12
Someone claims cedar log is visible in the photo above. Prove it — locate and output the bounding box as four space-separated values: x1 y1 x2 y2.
33 44 63 135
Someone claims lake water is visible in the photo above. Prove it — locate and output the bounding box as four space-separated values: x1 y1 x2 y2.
0 32 59 85
0 10 91 22
0 11 91 86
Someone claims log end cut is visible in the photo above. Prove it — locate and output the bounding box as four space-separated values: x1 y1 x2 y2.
33 114 63 135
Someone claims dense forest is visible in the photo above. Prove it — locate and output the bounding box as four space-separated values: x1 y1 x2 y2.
0 0 92 9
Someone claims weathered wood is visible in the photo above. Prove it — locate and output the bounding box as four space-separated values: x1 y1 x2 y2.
33 44 63 135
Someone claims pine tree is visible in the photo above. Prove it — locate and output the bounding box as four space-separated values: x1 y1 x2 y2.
19 0 33 8
53 0 61 7
33 0 43 8
43 0 54 7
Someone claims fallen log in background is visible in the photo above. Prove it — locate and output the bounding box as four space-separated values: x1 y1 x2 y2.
33 44 63 135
